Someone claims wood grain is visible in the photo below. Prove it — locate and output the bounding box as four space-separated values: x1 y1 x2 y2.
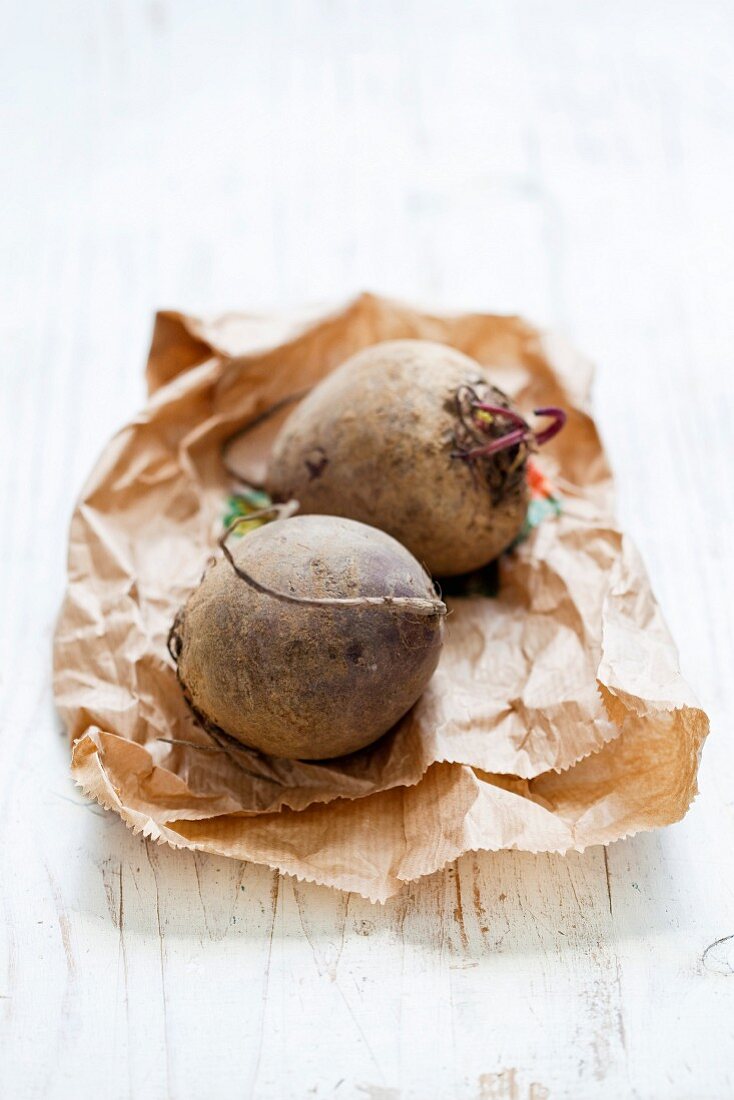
1 1 733 1097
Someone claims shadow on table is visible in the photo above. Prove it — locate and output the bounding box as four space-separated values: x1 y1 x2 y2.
74 801 683 956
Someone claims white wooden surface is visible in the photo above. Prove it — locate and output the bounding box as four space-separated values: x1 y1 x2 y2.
2 2 733 1097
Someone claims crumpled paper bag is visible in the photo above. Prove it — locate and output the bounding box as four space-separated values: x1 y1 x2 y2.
53 293 708 900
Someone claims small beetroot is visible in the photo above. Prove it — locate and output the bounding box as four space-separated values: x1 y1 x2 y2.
266 339 565 576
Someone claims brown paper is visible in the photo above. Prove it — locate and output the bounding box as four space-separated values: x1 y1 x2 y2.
54 293 708 900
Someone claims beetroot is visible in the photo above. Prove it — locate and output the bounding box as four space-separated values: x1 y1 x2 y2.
170 513 446 760
266 340 564 575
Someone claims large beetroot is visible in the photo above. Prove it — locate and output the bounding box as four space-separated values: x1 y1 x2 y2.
266 339 564 576
170 514 446 760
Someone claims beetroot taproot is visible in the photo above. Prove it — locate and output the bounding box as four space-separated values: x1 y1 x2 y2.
266 340 564 576
170 513 446 760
